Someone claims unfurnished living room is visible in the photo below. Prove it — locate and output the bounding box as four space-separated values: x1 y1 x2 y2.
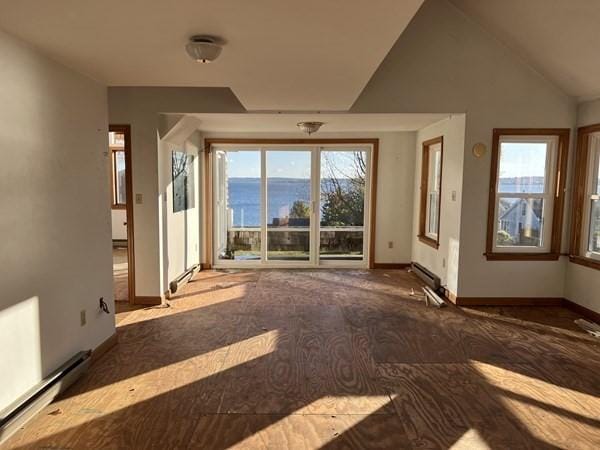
1 0 600 449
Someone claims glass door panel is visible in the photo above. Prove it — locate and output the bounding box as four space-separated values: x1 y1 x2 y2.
319 149 367 261
214 149 261 261
266 150 312 261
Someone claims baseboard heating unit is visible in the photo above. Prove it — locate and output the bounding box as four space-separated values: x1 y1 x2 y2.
411 262 441 292
168 264 201 297
0 350 91 444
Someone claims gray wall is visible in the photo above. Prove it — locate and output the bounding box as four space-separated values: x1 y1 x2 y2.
352 0 576 298
107 87 244 297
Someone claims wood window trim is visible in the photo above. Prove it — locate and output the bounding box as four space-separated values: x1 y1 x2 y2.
202 138 379 269
569 123 600 271
109 124 136 304
485 128 570 261
111 148 126 210
418 136 443 250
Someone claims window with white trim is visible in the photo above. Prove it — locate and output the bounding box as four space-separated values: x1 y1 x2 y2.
585 133 600 260
418 137 443 249
492 135 557 252
486 128 570 260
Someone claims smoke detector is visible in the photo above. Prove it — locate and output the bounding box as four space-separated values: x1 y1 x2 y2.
185 35 223 63
297 122 324 135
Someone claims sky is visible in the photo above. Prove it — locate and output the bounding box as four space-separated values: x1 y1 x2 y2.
223 149 364 179
499 142 547 178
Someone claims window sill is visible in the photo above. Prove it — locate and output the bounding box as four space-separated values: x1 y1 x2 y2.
484 252 560 261
418 235 439 249
569 255 600 271
111 204 126 210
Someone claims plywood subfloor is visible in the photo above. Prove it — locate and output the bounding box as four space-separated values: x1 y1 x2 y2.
4 269 600 449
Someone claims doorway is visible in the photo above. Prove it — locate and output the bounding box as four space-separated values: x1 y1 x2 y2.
207 140 378 268
109 125 135 304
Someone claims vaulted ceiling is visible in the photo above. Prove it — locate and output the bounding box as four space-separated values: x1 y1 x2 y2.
1 0 598 110
0 0 424 111
450 0 600 101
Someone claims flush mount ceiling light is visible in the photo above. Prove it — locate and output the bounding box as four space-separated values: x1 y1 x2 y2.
185 35 223 63
297 122 324 135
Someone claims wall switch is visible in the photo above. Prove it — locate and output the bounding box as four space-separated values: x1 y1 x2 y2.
442 258 446 268
388 241 394 249
135 193 143 204
80 310 87 326
451 191 457 201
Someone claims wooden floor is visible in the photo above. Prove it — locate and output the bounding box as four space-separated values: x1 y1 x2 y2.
4 269 600 449
113 247 128 303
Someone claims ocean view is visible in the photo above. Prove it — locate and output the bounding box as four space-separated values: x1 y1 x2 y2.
227 176 545 227
229 177 310 227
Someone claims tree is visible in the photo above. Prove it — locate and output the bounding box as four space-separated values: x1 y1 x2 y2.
320 151 365 226
496 230 514 245
290 200 310 218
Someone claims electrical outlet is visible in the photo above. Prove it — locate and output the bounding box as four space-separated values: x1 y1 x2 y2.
80 310 87 326
388 241 394 249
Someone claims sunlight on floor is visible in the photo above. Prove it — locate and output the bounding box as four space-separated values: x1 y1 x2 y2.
449 429 490 450
233 395 395 449
471 361 600 448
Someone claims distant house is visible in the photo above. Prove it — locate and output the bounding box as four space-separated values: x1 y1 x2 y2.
498 199 542 244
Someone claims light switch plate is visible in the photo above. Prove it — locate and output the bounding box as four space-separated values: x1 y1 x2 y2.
135 193 143 204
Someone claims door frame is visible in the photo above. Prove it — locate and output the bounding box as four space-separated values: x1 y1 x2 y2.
109 124 136 304
203 138 379 269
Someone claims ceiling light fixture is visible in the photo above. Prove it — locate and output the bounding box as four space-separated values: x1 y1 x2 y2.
185 35 223 63
297 122 324 135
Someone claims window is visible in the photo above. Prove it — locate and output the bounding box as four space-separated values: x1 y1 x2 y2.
208 140 376 268
570 125 600 270
418 136 443 249
109 131 126 209
486 129 569 260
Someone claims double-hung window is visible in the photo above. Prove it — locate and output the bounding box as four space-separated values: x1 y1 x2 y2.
109 131 127 209
486 129 569 260
571 125 600 269
418 137 443 249
585 135 600 259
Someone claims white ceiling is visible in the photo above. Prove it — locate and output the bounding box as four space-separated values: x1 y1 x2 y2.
0 0 424 111
188 113 450 133
450 0 600 100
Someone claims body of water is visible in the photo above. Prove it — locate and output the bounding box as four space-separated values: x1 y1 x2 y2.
229 178 310 227
226 176 544 227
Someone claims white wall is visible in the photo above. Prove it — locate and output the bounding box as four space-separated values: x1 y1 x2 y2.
352 0 576 298
111 209 127 240
159 129 201 287
201 131 417 265
0 30 114 410
107 87 245 298
412 115 466 295
564 98 600 314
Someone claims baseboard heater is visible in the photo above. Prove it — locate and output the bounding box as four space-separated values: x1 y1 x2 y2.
168 264 201 297
0 350 91 444
411 262 441 292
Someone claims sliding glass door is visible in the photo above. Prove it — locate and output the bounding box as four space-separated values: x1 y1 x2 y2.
319 149 368 263
213 144 372 267
266 150 312 262
214 149 262 262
